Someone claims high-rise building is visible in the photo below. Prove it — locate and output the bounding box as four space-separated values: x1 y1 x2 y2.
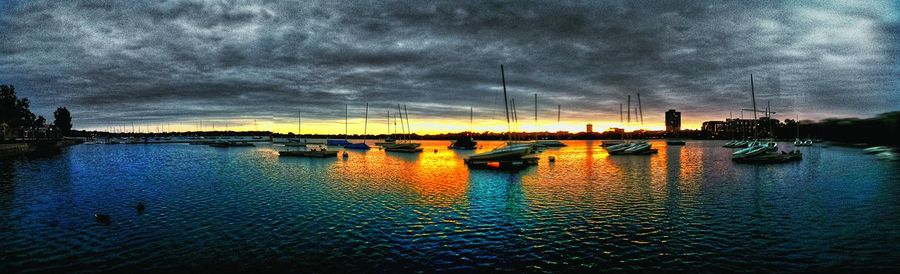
586 123 593 133
665 109 681 132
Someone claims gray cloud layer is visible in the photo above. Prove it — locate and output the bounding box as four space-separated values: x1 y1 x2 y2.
1 0 897 130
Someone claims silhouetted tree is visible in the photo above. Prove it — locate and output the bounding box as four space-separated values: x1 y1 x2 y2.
0 84 36 130
53 107 72 135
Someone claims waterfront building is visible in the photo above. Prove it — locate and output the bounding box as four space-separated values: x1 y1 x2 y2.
665 109 681 132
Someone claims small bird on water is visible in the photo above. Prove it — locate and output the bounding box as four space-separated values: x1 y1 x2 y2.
95 213 111 225
136 202 145 213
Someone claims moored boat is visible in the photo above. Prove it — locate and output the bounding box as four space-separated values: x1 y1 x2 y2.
465 144 534 162
279 145 339 158
464 65 539 167
601 140 625 147
344 103 372 150
375 138 396 146
794 139 813 146
536 140 566 147
383 142 423 152
449 136 477 149
608 141 657 155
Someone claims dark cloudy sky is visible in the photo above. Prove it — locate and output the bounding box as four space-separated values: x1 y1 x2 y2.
1 0 897 133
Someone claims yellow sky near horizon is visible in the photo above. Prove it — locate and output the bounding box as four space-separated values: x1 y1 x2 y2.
84 118 713 134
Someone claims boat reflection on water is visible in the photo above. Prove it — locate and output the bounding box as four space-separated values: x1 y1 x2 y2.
1 140 899 272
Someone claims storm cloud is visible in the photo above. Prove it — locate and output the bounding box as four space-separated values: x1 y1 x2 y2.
0 0 897 131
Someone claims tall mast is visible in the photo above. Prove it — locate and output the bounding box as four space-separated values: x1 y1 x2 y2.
620 104 623 124
392 111 397 138
363 103 368 142
511 98 517 141
397 104 405 141
637 93 643 125
345 104 349 140
500 65 511 141
627 95 631 123
387 111 390 135
469 106 473 133
298 111 301 136
767 101 773 139
403 105 411 141
751 74 758 139
534 93 538 140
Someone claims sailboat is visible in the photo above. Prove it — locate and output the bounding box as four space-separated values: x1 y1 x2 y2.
793 115 812 146
383 104 423 152
465 65 539 166
606 94 655 155
375 111 396 146
327 104 354 146
449 107 478 149
505 98 538 148
285 111 308 147
344 103 371 150
536 104 566 147
732 74 800 163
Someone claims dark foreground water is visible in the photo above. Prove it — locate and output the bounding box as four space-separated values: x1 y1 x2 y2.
1 140 898 273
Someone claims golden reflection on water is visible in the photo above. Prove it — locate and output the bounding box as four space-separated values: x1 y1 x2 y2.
264 140 721 210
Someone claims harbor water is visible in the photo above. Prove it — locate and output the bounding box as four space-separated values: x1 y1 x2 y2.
1 140 898 273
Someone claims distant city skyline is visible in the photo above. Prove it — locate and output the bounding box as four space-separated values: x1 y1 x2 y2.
1 1 897 134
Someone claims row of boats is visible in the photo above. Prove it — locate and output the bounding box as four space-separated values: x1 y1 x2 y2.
276 137 567 163
722 138 816 148
725 140 804 163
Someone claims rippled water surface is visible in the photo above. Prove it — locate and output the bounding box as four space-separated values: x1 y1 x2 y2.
1 140 899 273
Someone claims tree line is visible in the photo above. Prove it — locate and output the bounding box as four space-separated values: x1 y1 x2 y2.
1 84 72 141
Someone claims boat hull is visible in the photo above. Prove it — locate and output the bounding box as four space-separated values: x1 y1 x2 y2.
326 140 353 146
343 143 371 150
465 146 532 161
536 140 566 147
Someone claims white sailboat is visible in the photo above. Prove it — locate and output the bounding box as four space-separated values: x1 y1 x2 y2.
383 104 423 152
466 65 538 165
606 93 655 155
285 111 308 147
732 74 799 163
